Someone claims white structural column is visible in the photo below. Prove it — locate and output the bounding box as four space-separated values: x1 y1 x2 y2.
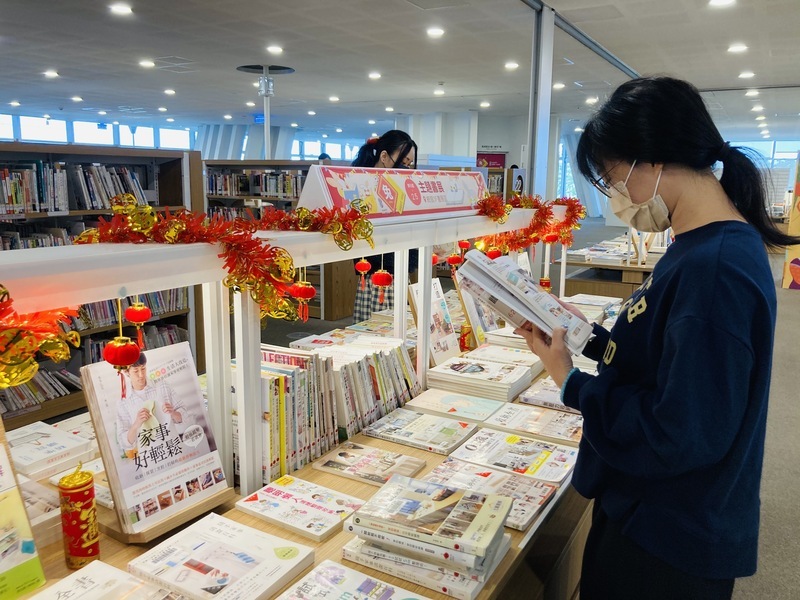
392 248 409 341
232 291 263 495
415 245 433 389
202 281 233 480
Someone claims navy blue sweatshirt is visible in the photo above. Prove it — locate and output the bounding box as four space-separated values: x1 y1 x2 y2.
562 221 776 579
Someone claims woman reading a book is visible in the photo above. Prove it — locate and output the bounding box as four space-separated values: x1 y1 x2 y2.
514 76 800 600
350 130 419 322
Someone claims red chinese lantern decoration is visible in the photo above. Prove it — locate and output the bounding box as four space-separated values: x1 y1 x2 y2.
539 277 552 294
486 247 502 260
457 239 470 251
290 281 316 322
124 300 152 349
431 253 439 265
355 258 372 290
104 298 141 398
371 269 393 304
543 231 560 244
446 253 463 277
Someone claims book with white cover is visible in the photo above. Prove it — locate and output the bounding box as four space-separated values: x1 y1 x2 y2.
454 270 500 346
427 357 532 403
275 559 431 600
312 441 425 486
30 560 181 599
342 534 511 600
404 389 504 424
518 376 581 415
351 474 511 557
51 411 99 455
235 475 364 542
422 457 558 531
7 421 93 480
16 475 60 531
363 408 477 455
484 326 528 350
127 513 314 600
81 342 230 534
483 403 583 446
408 279 461 366
49 458 114 509
289 328 362 351
449 427 577 483
459 250 593 355
464 344 544 378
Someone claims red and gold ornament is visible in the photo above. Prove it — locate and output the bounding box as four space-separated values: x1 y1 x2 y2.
124 300 152 349
445 253 463 277
371 269 393 304
355 258 372 290
486 246 503 260
103 298 141 398
289 269 317 322
58 464 100 569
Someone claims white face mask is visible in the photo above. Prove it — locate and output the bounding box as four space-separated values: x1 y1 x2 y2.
609 160 671 232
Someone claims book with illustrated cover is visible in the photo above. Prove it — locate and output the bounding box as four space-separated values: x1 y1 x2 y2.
455 269 500 346
235 475 364 542
408 278 460 366
6 421 94 480
483 403 583 446
312 441 425 486
449 427 577 483
127 513 314 600
459 250 593 355
517 376 581 415
342 534 511 600
49 457 114 509
404 389 504 424
351 474 511 557
427 357 532 403
363 408 477 455
422 457 559 531
464 344 544 378
275 559 431 600
30 560 182 599
81 342 230 534
0 421 46 599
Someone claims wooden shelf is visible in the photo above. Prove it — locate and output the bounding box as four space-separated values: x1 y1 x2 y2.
75 308 190 337
2 391 85 430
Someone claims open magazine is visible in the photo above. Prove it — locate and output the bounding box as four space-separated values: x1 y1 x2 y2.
459 250 593 355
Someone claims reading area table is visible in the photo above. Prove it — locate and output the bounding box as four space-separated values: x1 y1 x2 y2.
26 431 591 600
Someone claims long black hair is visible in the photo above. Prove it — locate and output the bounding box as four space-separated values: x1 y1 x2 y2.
576 76 800 249
351 129 417 168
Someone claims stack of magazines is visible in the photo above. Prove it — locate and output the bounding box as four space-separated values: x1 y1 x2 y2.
343 474 512 600
427 356 532 402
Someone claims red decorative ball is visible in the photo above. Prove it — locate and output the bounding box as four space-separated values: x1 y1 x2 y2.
446 253 463 267
295 282 317 301
543 232 560 244
371 269 393 287
457 240 470 250
355 258 372 275
486 247 502 260
103 336 141 369
431 253 439 265
124 302 152 325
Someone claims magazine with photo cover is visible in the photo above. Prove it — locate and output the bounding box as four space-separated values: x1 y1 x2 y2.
363 408 477 455
408 278 460 366
311 441 425 486
483 402 583 446
80 342 229 534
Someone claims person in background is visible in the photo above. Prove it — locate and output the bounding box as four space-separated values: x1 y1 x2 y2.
514 76 800 599
350 130 419 322
318 152 332 164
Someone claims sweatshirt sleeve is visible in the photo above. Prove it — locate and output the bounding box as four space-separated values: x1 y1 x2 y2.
580 323 610 363
561 316 753 479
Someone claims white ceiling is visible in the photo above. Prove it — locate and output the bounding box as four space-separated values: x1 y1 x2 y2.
1 0 799 144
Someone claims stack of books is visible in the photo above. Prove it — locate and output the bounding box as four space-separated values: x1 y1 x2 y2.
427 356 532 402
51 411 99 456
363 407 478 455
17 474 61 547
403 388 505 424
464 343 544 378
483 402 583 446
342 474 512 600
518 376 582 415
7 421 95 480
312 440 426 487
483 326 528 350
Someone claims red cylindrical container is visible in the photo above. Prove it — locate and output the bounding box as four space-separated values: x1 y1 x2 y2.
58 466 100 569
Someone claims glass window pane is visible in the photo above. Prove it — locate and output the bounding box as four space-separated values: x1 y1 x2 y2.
19 116 67 142
159 128 190 149
0 115 12 139
304 141 321 157
73 121 114 145
324 143 342 160
119 125 154 147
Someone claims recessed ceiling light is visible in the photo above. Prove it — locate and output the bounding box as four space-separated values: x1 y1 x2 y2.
745 90 759 97
586 97 599 105
109 3 133 15
44 70 59 78
166 118 175 122
253 81 259 87
708 0 735 7
308 110 316 116
9 101 20 107
504 61 519 70
71 96 83 102
322 134 328 138
158 107 167 112
758 123 768 128
371 132 379 137
246 101 255 107
266 45 283 55
434 89 445 96
224 114 232 120
480 101 491 108
385 106 394 112
368 119 376 125
98 111 107 115
553 82 566 90
113 121 119 125
761 130 770 135
43 114 51 119
739 71 755 79
329 96 339 102
139 59 155 68
368 72 381 80
751 105 763 112
335 128 343 133
164 89 176 95
728 43 748 53
574 127 584 133
756 115 766 120
290 122 298 127
762 135 770 139
184 127 190 131
426 27 445 38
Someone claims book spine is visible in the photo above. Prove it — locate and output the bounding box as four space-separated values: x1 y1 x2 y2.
358 539 488 582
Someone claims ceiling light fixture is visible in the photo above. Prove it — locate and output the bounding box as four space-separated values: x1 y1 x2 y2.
385 106 394 112
43 114 51 119
758 123 768 128
574 127 584 132
253 81 259 87
44 70 59 78
71 96 83 102
368 119 376 125
708 0 735 7
480 101 491 108
166 118 175 122
751 105 763 112
371 132 379 137
291 122 298 127
336 128 343 133
158 107 167 112
139 59 155 68
329 96 339 102
434 89 445 96
308 110 316 115
738 71 755 79
246 101 255 107
728 43 748 53
164 89 176 95
745 90 759 97
368 72 381 80
266 45 283 55
586 97 599 105
761 130 769 135
98 111 107 115
113 121 119 125
224 114 232 120
755 115 766 120
504 61 519 70
322 134 328 138
109 3 133 15
553 82 566 90
427 27 445 38
9 101 20 107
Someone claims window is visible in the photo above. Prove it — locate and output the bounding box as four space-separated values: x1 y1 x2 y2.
345 144 359 161
303 141 321 159
556 142 577 198
119 125 154 147
19 116 67 143
291 140 302 160
159 128 191 149
0 114 12 139
73 121 114 145
324 143 342 160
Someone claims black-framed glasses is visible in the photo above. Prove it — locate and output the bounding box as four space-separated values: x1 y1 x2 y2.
589 175 611 198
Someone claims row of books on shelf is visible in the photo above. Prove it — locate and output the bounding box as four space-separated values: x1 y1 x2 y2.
0 368 82 416
0 219 99 251
207 171 305 199
69 288 190 331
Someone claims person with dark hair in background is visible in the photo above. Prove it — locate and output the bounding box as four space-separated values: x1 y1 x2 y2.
514 76 800 600
350 130 419 322
318 152 332 164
